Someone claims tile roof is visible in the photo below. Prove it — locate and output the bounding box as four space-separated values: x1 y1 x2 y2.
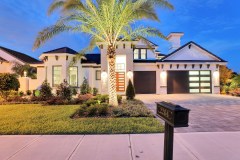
43 47 77 54
0 46 40 63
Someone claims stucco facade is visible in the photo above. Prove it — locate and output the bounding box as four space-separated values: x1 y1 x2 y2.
0 32 226 94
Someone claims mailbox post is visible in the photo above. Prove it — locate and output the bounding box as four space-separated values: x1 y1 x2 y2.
156 102 190 160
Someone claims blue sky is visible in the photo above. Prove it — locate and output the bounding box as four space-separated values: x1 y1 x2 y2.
0 0 239 72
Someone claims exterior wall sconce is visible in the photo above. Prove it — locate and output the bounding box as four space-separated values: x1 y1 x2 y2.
24 71 27 77
101 71 108 79
161 71 167 78
127 71 133 79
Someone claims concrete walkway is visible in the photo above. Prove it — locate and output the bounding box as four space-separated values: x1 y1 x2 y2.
1 132 240 160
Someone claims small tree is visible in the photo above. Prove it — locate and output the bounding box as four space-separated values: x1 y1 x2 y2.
126 79 135 100
80 77 92 95
0 73 20 99
12 62 37 79
40 80 52 100
56 80 72 101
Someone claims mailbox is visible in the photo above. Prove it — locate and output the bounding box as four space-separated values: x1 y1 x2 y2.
156 101 190 160
156 101 190 127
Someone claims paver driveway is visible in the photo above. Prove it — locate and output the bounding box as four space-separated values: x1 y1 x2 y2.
136 94 240 132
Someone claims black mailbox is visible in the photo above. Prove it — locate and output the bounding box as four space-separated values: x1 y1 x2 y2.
156 101 190 160
156 101 190 127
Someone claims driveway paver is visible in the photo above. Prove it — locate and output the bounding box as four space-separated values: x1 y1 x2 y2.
137 94 240 132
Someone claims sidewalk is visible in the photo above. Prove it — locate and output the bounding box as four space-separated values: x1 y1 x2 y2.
1 132 240 160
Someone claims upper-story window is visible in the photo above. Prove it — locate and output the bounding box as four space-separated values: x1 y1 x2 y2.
134 49 147 60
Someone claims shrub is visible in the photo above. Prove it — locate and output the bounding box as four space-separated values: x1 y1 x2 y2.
56 80 72 101
112 100 153 117
92 88 98 96
45 96 65 105
94 94 122 104
80 77 92 94
72 88 78 96
85 99 99 106
97 103 109 116
0 74 20 99
40 80 52 100
19 91 24 97
78 103 109 117
126 79 135 100
86 105 98 116
26 90 32 96
34 90 40 97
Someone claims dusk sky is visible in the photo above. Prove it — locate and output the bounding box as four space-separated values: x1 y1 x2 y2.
0 0 239 72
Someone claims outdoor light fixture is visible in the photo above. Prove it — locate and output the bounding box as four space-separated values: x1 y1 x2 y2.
127 71 133 78
24 71 27 77
161 71 167 78
101 71 108 79
214 71 219 78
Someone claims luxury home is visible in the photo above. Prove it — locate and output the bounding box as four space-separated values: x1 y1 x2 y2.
0 32 226 95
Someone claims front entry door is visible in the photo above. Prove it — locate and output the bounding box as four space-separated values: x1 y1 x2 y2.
116 72 125 92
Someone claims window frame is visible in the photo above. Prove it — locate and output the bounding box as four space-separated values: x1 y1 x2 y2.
69 66 78 87
52 65 62 87
96 70 101 80
133 48 147 60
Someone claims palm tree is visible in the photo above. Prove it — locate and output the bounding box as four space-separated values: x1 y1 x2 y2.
33 0 173 106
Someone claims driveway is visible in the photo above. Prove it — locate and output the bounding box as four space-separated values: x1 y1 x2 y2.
137 94 240 132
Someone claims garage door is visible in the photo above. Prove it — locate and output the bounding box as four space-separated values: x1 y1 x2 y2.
167 71 212 94
134 71 156 94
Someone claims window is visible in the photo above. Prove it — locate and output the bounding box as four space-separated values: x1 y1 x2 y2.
133 49 147 59
141 49 147 59
53 66 62 87
69 67 78 87
189 70 211 93
96 70 101 80
116 63 125 71
134 49 139 59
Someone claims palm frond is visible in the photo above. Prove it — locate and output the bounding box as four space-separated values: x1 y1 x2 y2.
48 0 65 15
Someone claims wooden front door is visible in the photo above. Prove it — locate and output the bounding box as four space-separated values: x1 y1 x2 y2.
116 72 125 92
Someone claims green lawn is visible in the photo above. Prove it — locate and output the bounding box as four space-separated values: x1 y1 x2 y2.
0 104 163 134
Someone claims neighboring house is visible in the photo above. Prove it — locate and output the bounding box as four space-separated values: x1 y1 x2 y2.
0 32 227 94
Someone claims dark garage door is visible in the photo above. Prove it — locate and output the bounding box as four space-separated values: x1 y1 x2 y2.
167 71 189 94
134 71 156 94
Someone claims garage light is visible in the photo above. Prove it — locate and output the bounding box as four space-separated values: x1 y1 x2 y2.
127 71 133 78
161 71 167 78
101 71 108 79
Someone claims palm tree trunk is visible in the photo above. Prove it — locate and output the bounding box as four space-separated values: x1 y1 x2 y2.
107 44 118 106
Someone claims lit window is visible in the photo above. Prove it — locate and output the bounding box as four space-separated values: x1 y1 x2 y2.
190 83 200 87
189 77 200 81
201 77 210 81
96 70 101 80
53 66 62 87
134 49 139 59
201 83 210 87
200 71 210 75
190 89 200 93
69 67 78 87
189 71 199 75
140 49 147 59
201 89 211 93
116 63 125 71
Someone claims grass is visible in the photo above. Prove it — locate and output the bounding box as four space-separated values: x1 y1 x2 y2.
0 104 163 135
